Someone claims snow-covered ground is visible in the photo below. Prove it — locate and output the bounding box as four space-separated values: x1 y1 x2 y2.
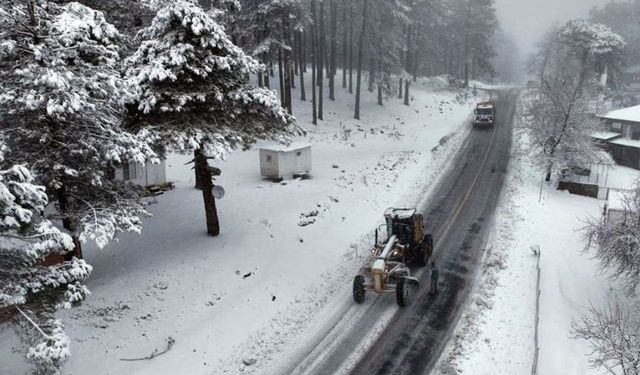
0 75 482 374
438 96 629 375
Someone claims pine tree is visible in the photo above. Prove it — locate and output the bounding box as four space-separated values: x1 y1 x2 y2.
125 0 299 236
0 156 92 374
0 1 156 258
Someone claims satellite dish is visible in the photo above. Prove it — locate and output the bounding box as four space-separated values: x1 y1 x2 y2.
212 185 225 199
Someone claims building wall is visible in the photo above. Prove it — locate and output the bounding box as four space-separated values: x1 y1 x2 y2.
609 143 640 170
259 149 280 178
115 160 167 187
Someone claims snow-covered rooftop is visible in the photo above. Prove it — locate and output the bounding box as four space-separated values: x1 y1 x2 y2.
610 137 640 149
260 142 312 152
607 190 629 212
591 131 621 141
601 104 640 124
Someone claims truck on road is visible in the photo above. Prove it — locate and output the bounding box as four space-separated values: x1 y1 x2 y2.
472 101 496 128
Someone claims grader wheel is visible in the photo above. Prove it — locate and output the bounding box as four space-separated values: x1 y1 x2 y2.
353 275 366 303
396 278 410 307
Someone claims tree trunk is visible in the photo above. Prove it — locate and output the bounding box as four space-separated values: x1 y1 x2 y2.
318 0 325 120
302 29 307 73
282 14 293 114
348 1 354 94
404 79 410 106
354 0 368 119
342 0 347 89
263 54 270 88
299 30 306 101
56 184 83 260
194 149 203 189
194 148 220 236
329 0 337 101
368 56 376 92
311 1 318 125
399 78 403 99
278 49 285 104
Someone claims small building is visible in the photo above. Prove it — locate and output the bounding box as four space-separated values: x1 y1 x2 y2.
597 105 640 170
603 189 632 224
259 142 312 180
622 65 640 90
115 159 167 187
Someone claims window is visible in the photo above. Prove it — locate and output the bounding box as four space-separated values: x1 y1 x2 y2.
123 162 130 181
130 162 138 180
266 155 272 162
122 161 137 181
612 122 622 130
297 151 302 156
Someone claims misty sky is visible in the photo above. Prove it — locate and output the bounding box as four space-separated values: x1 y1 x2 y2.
495 0 612 53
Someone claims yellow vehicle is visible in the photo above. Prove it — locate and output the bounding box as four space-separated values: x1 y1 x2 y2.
352 208 434 307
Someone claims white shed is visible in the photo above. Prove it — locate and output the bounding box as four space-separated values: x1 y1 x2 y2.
259 142 312 180
115 160 167 187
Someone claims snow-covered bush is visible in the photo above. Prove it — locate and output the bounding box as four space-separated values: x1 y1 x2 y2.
584 187 640 292
0 161 91 374
572 301 640 375
581 185 640 375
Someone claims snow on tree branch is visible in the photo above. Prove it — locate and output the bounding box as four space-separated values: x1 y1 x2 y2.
125 0 301 158
0 161 91 374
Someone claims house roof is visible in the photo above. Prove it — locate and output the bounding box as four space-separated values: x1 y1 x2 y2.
592 131 621 141
260 142 312 152
601 105 640 124
610 137 640 149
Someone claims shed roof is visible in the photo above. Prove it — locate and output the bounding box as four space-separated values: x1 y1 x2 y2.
601 105 640 124
610 137 640 149
260 142 312 152
592 131 621 141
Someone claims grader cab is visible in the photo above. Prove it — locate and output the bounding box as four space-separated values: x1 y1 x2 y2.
353 208 434 307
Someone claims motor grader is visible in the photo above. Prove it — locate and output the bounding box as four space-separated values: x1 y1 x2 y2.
352 208 434 307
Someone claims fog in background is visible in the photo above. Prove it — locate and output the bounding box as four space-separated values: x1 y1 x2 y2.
491 0 612 82
495 0 611 53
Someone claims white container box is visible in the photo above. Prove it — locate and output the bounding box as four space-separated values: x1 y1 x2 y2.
259 143 312 180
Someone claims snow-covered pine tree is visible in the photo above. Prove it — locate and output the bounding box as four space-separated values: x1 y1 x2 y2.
236 0 306 114
0 1 157 257
558 19 626 87
0 153 92 374
368 0 412 106
125 0 299 236
590 1 640 74
446 0 498 86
